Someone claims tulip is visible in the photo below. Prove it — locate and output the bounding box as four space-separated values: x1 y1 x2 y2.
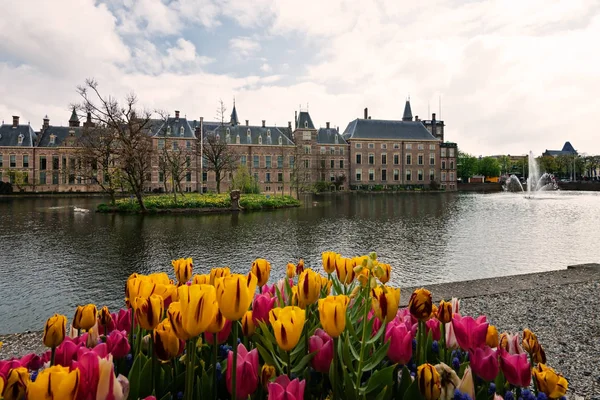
86 326 99 348
226 343 259 399
167 302 191 341
437 300 453 324
384 319 413 364
177 284 218 336
498 348 531 388
435 363 461 400
320 276 332 295
318 295 349 338
133 295 164 330
408 288 433 320
242 311 256 336
267 375 306 400
106 330 130 359
296 259 305 275
43 313 67 349
113 308 132 334
469 346 499 381
154 319 183 361
457 366 475 400
205 318 232 345
261 364 276 388
172 257 193 285
486 325 499 348
192 274 210 285
425 317 441 341
297 269 322 308
532 363 568 399
126 275 175 306
5 367 30 400
0 375 4 398
451 314 489 351
52 338 81 368
252 293 276 325
97 356 128 400
368 310 382 337
210 267 231 285
321 251 338 274
269 306 306 351
97 306 113 330
417 363 442 400
27 365 79 400
215 272 258 321
309 329 334 373
374 262 391 284
499 332 524 354
430 304 438 320
251 258 271 287
19 353 43 371
286 263 296 279
522 328 546 364
334 256 356 284
371 285 400 323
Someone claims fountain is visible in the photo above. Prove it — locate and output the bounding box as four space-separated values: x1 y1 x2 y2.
503 152 558 193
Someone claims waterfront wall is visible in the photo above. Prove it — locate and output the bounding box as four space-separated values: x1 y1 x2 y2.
458 182 503 193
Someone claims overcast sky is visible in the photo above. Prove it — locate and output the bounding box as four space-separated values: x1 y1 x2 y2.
1 0 599 156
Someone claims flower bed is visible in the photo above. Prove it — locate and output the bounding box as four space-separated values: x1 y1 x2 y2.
0 253 568 400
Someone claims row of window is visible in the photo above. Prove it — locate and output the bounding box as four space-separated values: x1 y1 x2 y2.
354 169 455 182
354 143 438 151
355 153 438 166
304 145 345 155
158 140 193 150
158 172 193 182
0 154 28 168
441 148 455 157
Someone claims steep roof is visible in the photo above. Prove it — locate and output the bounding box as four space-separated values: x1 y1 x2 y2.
317 127 347 145
230 104 239 126
0 124 37 147
543 141 578 157
69 108 79 123
37 126 82 147
561 141 576 153
297 111 315 130
205 124 294 146
152 117 196 138
342 119 438 141
402 100 413 121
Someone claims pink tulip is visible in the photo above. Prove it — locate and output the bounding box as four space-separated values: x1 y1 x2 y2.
205 319 232 345
252 293 276 325
0 360 21 378
54 337 83 367
384 319 413 365
367 310 382 337
451 314 488 351
445 321 458 349
106 330 130 359
457 366 475 399
74 352 128 400
19 353 43 371
498 348 531 388
115 309 132 334
469 347 499 381
268 375 306 400
309 329 333 373
262 283 276 297
98 319 117 336
74 351 101 400
226 343 259 399
502 333 524 355
77 342 109 360
450 297 460 314
395 308 418 336
425 318 441 341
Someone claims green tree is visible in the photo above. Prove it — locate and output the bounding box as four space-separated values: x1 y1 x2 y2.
477 157 501 179
231 164 260 194
457 150 478 182
537 156 556 174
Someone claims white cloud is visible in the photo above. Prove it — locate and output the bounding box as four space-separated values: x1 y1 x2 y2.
260 63 272 72
228 36 261 57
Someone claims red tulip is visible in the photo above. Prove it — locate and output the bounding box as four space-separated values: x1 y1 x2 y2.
73 351 128 400
309 329 333 373
19 353 43 371
252 294 276 325
451 314 489 351
498 348 531 388
368 310 382 337
268 375 306 400
469 347 499 381
106 330 130 359
0 359 21 378
396 308 418 336
53 337 83 367
425 318 441 341
226 343 259 399
385 318 413 364
114 309 132 333
205 319 232 345
262 283 276 297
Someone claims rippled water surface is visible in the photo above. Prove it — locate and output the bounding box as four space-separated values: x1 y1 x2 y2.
1 191 599 333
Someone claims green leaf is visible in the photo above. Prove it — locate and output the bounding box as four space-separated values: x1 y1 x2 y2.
340 334 355 374
127 354 143 400
256 343 280 373
397 366 412 400
365 364 397 394
402 380 424 400
362 341 390 372
343 364 357 400
426 330 435 363
366 318 387 345
138 358 153 397
476 386 489 400
159 393 171 400
291 351 316 374
495 369 506 395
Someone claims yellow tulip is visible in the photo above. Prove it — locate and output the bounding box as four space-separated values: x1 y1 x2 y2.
417 363 442 400
154 319 182 361
296 259 305 275
177 284 218 336
215 272 257 321
127 275 176 305
0 374 4 397
371 286 400 323
430 304 438 320
318 295 349 338
334 256 356 284
192 274 211 285
133 295 164 330
320 275 332 296
321 251 338 274
167 302 191 341
374 262 391 284
486 325 499 348
261 364 276 388
5 367 30 400
27 365 79 400
532 364 568 399
73 304 97 331
408 288 433 320
172 257 193 285
210 267 231 285
269 306 305 351
290 285 299 307
206 308 227 334
286 263 296 279
436 300 453 324
98 306 112 327
43 314 67 348
297 269 322 308
251 258 271 287
523 328 546 364
148 272 171 285
242 310 256 336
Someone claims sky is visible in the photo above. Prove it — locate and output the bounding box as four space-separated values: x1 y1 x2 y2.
1 0 599 157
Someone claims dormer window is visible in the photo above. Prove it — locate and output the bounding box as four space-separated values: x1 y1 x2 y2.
226 128 230 135
49 134 56 145
334 135 339 144
304 121 308 128
17 134 24 144
180 126 184 136
216 133 220 141
258 135 262 145
266 129 271 137
166 126 171 135
247 129 251 143
278 136 283 145
226 133 231 144
236 134 240 144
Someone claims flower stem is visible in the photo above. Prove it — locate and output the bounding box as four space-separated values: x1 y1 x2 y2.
333 337 338 400
286 350 291 378
129 309 134 354
50 346 56 366
213 341 218 400
150 335 156 396
354 282 370 394
232 322 239 400
418 320 426 365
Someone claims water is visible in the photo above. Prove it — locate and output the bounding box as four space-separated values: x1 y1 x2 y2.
1 192 600 333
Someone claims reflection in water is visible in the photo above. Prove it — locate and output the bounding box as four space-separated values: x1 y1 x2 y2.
1 191 599 333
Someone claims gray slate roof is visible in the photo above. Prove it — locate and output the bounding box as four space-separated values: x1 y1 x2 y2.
297 111 315 129
317 128 347 145
342 119 438 141
544 141 578 156
402 101 413 121
205 124 294 146
152 117 196 138
0 124 37 147
230 105 239 126
37 126 82 147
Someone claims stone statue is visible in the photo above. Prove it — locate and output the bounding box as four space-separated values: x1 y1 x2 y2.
230 190 242 211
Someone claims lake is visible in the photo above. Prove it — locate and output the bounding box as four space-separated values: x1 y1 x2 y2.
1 191 599 333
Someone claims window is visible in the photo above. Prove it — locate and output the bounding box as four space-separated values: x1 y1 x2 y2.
340 147 344 156
393 154 399 165
186 140 191 150
39 171 46 184
334 135 339 144
368 143 374 149
226 133 231 143
418 154 424 165
393 169 400 181
236 135 241 144
289 156 295 168
240 155 247 166
303 131 311 140
418 144 424 150
355 143 362 149
258 136 262 145
330 147 335 155
266 129 271 137
304 121 308 128
49 135 56 145
429 144 436 150
266 156 272 168
17 134 24 145
450 172 455 181
277 156 283 168
406 169 412 181
166 126 171 135
430 153 435 165
381 154 387 165
449 148 455 157
203 172 208 182
172 141 178 150
368 153 374 165
450 161 454 169
186 156 191 169
266 172 271 182
406 154 412 165
10 155 16 168
304 145 311 154
253 155 260 168
304 160 310 168
247 130 251 142
441 148 447 157
330 173 335 182
253 173 259 182
23 155 29 168
356 169 362 181
442 161 446 169
381 169 387 181
278 136 283 145
429 170 435 181
339 159 344 169
40 156 47 170
418 169 424 181
393 143 400 149
381 143 387 149
158 139 165 150
442 172 447 182
320 146 326 154
53 172 59 184
0 155 2 167
52 156 59 170
369 169 374 181
330 159 335 168
159 172 164 182
278 172 283 182
406 143 412 150
356 153 362 164
180 126 185 136
320 159 326 169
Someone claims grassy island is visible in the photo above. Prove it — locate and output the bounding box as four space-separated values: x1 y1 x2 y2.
97 193 301 213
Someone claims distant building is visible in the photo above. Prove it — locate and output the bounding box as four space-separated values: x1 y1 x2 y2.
542 142 577 157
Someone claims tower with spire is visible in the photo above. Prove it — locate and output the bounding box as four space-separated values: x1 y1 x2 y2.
402 99 413 122
230 98 239 126
68 107 80 127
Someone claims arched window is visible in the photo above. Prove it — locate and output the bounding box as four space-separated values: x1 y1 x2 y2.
166 126 171 135
334 135 339 144
304 121 308 128
236 134 240 144
278 136 283 145
180 126 184 136
226 133 231 143
258 135 262 145
266 129 271 137
247 129 251 143
18 134 24 144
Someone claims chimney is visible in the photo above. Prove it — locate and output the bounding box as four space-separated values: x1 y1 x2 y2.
432 113 437 138
364 108 368 119
175 110 180 120
368 116 371 119
288 121 291 129
294 111 298 129
415 115 419 121
43 115 50 130
326 122 330 129
12 116 19 128
262 120 266 127
246 120 249 126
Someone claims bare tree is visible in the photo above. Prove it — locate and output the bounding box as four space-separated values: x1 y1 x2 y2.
289 142 309 198
158 145 191 202
75 79 154 212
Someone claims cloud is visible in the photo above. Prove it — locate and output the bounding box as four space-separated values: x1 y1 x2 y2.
228 36 261 57
260 63 272 72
